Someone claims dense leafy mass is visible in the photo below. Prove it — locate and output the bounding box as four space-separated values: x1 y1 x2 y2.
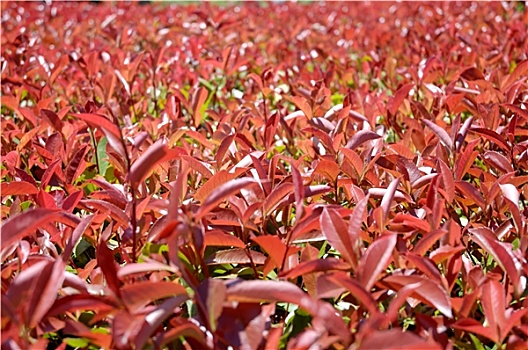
2 1 528 349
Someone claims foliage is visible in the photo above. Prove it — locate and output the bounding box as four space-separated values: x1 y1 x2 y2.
1 1 528 349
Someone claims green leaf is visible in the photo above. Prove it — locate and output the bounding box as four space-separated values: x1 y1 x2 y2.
469 333 485 350
97 136 110 176
64 337 90 349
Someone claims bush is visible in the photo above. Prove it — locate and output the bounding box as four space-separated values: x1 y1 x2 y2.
1 1 527 349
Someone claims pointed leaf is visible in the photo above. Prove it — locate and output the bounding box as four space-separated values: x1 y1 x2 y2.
422 118 453 149
480 279 506 343
205 248 266 265
280 258 350 279
389 83 414 115
358 234 397 291
191 86 209 127
97 240 121 297
359 329 442 350
134 295 189 350
196 177 256 220
63 215 94 261
382 274 453 318
380 177 401 224
470 228 523 297
204 230 245 248
326 272 379 315
290 96 312 119
225 279 351 345
345 130 381 150
1 208 60 247
121 281 187 313
1 181 39 196
128 138 180 185
320 207 355 264
262 182 294 216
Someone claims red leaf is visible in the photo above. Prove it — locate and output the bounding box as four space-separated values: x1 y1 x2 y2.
502 59 528 90
194 169 246 203
81 199 129 226
196 177 256 220
6 258 66 328
484 151 514 173
480 279 506 343
1 208 60 248
262 182 294 216
155 319 206 349
290 96 313 119
392 214 431 233
455 116 474 152
451 318 496 342
470 127 509 152
63 215 94 261
204 230 245 248
72 113 121 139
180 155 213 178
422 118 453 149
358 234 397 291
117 260 177 279
128 138 180 185
359 329 442 350
250 154 272 195
367 187 412 202
134 295 189 350
404 253 444 285
320 207 356 265
191 86 209 127
197 278 226 331
460 66 485 80
470 228 523 297
326 272 379 315
412 229 447 256
205 248 266 265
344 130 381 150
280 258 351 279
66 145 89 184
40 158 62 189
454 141 479 181
215 133 236 165
97 240 121 297
313 159 341 182
499 183 523 233
0 181 39 196
438 159 455 203
120 281 187 313
225 279 351 345
455 181 485 209
502 103 528 121
37 189 57 209
252 235 287 269
389 83 414 115
380 177 401 224
61 190 83 213
382 274 453 318
40 109 63 132
347 195 369 266
46 295 116 317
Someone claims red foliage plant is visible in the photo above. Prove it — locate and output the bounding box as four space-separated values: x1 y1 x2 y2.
1 1 528 349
